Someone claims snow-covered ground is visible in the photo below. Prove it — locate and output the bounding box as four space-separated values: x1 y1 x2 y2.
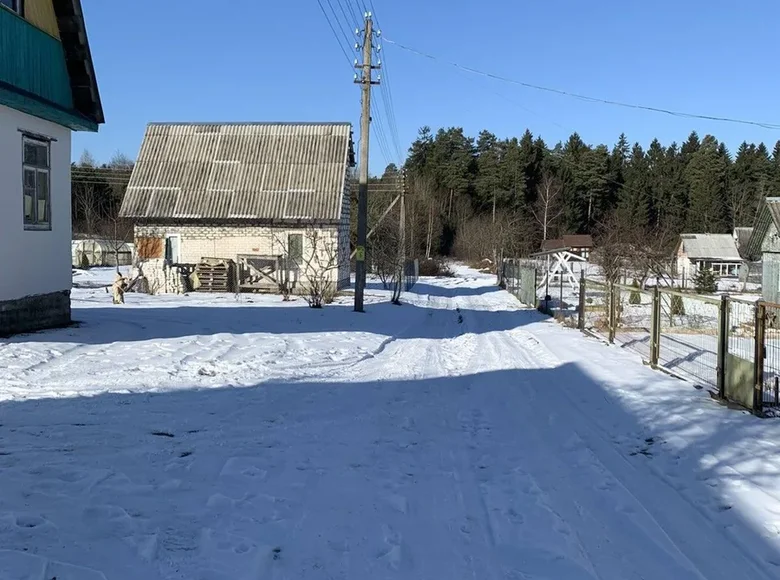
2 267 780 578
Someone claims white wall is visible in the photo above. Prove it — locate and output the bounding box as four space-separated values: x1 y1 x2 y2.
135 223 344 285
0 104 71 302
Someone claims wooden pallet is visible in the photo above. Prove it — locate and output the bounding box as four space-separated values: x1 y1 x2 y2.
195 260 235 293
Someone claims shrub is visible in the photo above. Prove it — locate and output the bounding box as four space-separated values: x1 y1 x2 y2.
629 279 641 305
419 259 454 277
693 268 717 294
670 294 686 316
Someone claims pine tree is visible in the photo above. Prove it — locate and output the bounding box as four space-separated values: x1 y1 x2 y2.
617 143 651 232
685 136 729 232
694 268 717 293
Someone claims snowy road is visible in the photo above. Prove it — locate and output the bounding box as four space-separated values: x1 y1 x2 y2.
1 268 780 578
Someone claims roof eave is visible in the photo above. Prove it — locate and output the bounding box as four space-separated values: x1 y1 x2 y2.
53 0 104 125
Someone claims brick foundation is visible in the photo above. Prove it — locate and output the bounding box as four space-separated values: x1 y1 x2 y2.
0 290 71 337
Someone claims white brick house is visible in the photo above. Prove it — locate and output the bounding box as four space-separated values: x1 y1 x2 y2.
119 122 355 292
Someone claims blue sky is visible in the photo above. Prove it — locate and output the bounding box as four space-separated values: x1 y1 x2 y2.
74 0 780 173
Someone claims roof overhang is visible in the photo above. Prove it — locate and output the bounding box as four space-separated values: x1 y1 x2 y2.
53 0 104 128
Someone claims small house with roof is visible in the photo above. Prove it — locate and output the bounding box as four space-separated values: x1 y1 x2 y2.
745 198 780 302
673 233 743 281
119 122 355 292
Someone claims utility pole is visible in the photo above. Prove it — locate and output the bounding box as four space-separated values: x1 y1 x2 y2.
353 13 378 313
393 169 406 304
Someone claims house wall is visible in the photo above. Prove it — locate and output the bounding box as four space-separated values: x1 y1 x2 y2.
0 103 72 333
134 223 345 287
675 245 693 280
762 222 780 254
763 253 780 304
24 0 60 39
337 180 351 289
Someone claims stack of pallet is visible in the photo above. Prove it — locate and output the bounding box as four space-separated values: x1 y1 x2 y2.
194 258 235 293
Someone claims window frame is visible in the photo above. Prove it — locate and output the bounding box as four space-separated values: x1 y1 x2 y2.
0 0 23 16
288 233 304 266
22 136 51 231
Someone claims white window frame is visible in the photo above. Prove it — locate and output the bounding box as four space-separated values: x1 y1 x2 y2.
22 136 51 231
0 0 23 15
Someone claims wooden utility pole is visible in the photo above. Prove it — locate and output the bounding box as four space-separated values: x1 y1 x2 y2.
354 13 378 312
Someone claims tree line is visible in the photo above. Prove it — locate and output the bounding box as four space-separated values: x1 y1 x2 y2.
71 150 134 239
385 126 780 261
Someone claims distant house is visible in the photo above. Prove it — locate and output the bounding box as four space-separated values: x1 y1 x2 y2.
0 0 103 335
119 122 355 292
745 198 780 302
674 233 743 280
541 235 594 260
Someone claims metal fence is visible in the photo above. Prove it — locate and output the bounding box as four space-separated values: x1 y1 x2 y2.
578 277 780 415
501 259 538 307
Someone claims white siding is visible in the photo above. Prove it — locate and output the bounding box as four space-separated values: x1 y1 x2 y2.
0 104 71 302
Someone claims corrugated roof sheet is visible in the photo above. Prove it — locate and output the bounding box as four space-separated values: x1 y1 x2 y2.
119 123 353 222
734 227 754 258
679 233 741 260
746 197 780 260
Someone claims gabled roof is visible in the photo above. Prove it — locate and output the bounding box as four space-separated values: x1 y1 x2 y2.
734 227 754 258
745 197 780 260
541 238 564 251
119 123 354 223
678 233 741 261
541 235 593 252
563 234 593 248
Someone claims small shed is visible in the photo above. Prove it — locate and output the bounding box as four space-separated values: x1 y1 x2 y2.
118 122 355 293
673 233 742 280
745 197 780 302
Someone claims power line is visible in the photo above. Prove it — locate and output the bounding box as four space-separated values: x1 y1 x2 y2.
384 38 780 131
324 0 356 59
316 0 354 67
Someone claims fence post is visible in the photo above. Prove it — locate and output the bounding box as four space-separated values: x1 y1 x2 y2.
608 282 616 344
716 295 729 400
578 272 586 331
650 286 661 367
754 302 766 413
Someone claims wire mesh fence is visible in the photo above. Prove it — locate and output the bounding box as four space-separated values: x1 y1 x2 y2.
761 302 780 407
580 279 611 335
655 290 721 391
613 283 654 362
577 279 771 412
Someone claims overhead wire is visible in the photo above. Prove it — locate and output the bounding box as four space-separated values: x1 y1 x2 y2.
315 0 354 67
384 37 780 131
366 2 404 162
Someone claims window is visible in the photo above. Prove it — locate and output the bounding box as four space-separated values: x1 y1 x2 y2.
0 0 22 15
288 233 303 265
23 137 50 229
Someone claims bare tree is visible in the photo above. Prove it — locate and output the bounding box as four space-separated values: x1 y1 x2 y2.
74 182 101 236
96 215 134 273
275 228 340 308
532 171 564 244
370 218 401 290
407 173 440 259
